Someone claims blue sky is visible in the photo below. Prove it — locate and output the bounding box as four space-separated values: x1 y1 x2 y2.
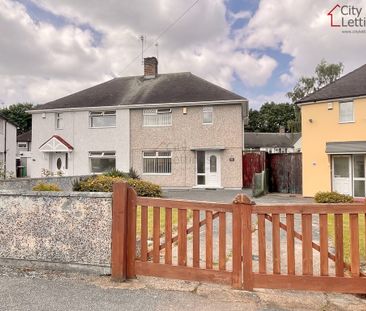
1 0 366 108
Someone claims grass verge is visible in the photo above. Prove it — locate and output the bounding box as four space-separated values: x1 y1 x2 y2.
328 214 366 264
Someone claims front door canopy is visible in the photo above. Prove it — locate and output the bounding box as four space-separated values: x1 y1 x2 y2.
39 135 74 153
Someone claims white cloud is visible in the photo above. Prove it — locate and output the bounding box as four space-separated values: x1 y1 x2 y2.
0 0 278 105
249 91 289 110
241 0 366 83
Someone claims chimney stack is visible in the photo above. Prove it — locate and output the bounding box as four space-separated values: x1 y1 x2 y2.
144 57 158 79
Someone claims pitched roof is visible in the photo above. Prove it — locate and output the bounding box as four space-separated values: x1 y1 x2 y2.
39 135 74 151
17 130 32 142
0 113 18 127
244 132 301 149
33 72 246 110
297 64 366 104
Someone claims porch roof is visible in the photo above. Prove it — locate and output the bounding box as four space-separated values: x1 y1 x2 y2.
326 141 366 154
39 135 74 152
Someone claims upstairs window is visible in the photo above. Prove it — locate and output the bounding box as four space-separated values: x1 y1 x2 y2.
143 151 172 174
203 107 213 124
339 101 354 123
90 111 116 128
143 108 172 126
89 151 116 173
55 113 64 129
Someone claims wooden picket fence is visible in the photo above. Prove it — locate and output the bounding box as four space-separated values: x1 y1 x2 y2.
111 182 366 293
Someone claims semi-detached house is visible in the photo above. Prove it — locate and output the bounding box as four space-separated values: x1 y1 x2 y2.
30 57 248 189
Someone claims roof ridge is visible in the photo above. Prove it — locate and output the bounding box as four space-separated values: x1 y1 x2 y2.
189 72 247 101
296 64 366 104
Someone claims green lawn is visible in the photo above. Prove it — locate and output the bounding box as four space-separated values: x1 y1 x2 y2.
328 214 366 264
136 207 192 238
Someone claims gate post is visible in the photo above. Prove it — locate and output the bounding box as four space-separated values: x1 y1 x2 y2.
111 182 128 281
233 194 254 291
126 187 137 278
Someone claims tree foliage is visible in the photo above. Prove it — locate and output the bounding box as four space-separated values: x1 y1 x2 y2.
287 59 344 103
245 102 298 133
0 103 33 134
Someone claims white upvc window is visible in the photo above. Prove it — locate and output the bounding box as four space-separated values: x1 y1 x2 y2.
89 111 116 128
203 106 213 124
339 101 354 123
18 142 28 150
55 113 64 129
89 151 116 173
143 151 172 174
143 108 172 127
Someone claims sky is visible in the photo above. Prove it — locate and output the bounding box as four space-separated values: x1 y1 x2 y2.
1 0 366 110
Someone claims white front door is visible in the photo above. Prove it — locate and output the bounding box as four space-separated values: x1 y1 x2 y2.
332 155 352 195
196 151 221 188
51 153 68 175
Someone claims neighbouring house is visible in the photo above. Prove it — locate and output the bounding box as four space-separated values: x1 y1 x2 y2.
0 114 17 178
29 57 248 189
244 132 301 153
16 130 32 177
298 63 366 197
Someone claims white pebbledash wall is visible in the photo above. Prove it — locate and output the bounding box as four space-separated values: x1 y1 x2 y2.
30 109 130 177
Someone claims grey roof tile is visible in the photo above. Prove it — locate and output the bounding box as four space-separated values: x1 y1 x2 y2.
33 72 246 110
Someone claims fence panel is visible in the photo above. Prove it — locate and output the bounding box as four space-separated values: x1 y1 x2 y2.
111 183 366 294
250 203 366 293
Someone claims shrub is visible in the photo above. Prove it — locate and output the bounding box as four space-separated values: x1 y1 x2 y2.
104 169 130 179
32 183 61 192
128 167 140 180
74 175 123 192
127 178 162 197
314 191 353 203
73 175 161 197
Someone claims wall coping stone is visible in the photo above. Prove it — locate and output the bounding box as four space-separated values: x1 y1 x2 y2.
0 190 112 198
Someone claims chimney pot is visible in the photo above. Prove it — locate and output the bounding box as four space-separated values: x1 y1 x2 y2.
144 57 158 79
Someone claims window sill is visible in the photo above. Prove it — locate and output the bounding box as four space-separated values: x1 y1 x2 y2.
202 123 213 125
142 125 172 128
89 126 117 129
339 121 355 124
142 173 172 176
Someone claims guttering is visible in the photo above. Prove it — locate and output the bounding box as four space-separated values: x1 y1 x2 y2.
297 94 366 106
28 99 248 114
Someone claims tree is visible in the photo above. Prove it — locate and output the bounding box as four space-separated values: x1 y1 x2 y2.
0 103 33 134
287 59 344 103
245 102 298 133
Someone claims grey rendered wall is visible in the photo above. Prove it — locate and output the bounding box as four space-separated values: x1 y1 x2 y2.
0 191 112 274
31 109 130 177
0 175 89 191
130 104 243 188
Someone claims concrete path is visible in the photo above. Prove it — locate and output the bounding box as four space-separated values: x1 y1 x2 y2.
1 266 365 311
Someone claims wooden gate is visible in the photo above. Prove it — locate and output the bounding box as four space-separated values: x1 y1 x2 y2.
267 153 302 194
242 152 266 188
112 182 366 293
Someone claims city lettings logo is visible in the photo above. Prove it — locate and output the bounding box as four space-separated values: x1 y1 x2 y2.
328 4 366 33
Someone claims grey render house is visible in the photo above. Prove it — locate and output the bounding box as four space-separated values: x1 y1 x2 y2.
29 57 248 189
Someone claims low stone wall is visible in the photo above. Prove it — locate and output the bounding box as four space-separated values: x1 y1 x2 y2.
0 190 112 274
0 175 90 191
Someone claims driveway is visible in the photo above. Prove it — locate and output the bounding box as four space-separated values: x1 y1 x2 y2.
163 189 319 274
163 188 314 204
